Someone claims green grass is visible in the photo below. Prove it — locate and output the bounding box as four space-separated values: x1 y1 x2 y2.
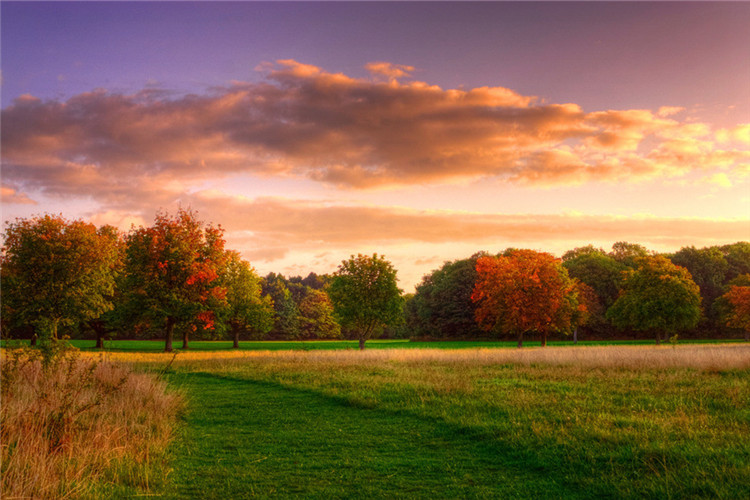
156 347 750 499
2 337 742 352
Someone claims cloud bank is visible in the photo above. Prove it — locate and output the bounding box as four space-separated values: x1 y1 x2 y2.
3 59 749 205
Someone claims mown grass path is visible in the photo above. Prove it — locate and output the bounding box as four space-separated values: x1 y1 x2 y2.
165 371 574 499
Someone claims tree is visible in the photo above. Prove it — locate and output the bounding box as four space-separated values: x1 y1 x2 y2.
220 252 274 348
1 215 119 346
297 289 341 339
607 256 701 343
718 274 750 342
328 254 402 350
670 246 729 325
562 250 627 334
407 254 485 339
122 209 227 352
471 249 585 348
262 273 300 339
609 241 651 268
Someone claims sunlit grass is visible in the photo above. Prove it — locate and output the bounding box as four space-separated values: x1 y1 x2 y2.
144 344 749 498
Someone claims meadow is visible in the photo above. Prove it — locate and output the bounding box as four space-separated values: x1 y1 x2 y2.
98 343 749 499
3 341 748 498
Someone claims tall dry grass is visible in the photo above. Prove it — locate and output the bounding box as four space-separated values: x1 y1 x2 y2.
99 343 750 372
1 349 183 499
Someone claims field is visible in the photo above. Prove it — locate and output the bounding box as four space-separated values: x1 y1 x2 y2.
84 342 750 499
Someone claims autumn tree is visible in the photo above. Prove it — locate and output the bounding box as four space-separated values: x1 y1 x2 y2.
328 254 402 350
122 209 227 352
471 249 585 348
670 246 729 326
610 241 651 268
718 274 750 342
219 251 274 348
607 255 701 343
1 215 120 346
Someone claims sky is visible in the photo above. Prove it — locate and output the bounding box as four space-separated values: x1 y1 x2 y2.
2 1 749 290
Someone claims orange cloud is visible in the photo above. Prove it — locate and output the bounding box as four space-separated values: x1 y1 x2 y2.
1 184 36 205
2 60 747 197
172 194 749 260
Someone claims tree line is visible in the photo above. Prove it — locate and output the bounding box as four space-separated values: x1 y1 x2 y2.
1 210 749 351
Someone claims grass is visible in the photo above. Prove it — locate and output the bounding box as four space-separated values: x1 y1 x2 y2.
142 344 750 499
0 348 183 499
5 343 748 498
2 337 742 353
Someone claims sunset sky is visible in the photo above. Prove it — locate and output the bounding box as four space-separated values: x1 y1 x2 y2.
2 1 749 290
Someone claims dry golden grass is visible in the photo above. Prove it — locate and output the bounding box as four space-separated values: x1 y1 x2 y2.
1 350 183 499
97 343 750 372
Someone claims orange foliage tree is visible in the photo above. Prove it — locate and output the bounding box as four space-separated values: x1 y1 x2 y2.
122 209 227 352
471 249 585 348
722 280 750 342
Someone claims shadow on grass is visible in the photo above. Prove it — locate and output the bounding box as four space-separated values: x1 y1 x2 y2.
165 371 593 499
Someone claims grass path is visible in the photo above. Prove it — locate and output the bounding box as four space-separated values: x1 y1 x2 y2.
165 370 576 499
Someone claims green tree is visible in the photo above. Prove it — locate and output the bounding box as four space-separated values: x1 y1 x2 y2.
220 252 274 348
298 288 341 339
562 250 627 334
407 254 485 339
1 215 119 347
607 256 701 343
670 246 729 326
609 241 652 268
262 273 300 339
328 254 402 350
122 209 227 352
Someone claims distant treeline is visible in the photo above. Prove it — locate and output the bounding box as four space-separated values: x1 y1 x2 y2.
1 211 748 350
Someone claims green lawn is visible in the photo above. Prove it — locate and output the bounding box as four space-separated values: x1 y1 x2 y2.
154 346 749 499
2 337 742 352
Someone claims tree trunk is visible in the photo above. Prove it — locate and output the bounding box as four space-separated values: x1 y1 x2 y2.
165 317 175 352
541 331 547 347
655 330 661 345
745 330 749 342
233 324 240 349
30 333 38 346
573 327 578 345
517 331 524 349
182 330 189 350
359 337 366 350
96 331 104 349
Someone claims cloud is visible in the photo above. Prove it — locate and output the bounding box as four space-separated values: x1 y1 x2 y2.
164 193 749 260
365 62 415 79
2 60 748 200
1 184 37 205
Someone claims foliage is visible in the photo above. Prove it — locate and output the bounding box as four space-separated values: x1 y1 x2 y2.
670 246 729 322
328 254 402 349
609 241 651 268
219 252 274 347
407 255 485 339
607 255 702 343
720 277 750 341
297 288 342 339
122 209 227 351
471 249 585 347
262 273 301 339
1 214 120 344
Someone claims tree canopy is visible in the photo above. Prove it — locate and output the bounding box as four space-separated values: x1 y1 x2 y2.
472 249 585 348
328 254 402 349
607 255 701 343
1 214 120 343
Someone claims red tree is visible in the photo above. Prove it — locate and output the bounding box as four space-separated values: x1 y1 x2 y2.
123 209 227 351
471 250 585 348
723 284 750 342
